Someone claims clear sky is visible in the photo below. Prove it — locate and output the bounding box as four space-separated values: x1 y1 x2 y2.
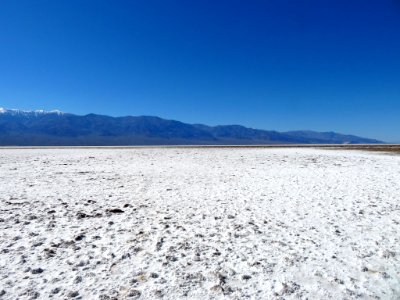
0 0 399 141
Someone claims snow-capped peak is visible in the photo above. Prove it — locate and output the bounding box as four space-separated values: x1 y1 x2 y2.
0 107 64 116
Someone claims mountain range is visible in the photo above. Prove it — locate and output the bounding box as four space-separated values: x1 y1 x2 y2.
0 108 383 146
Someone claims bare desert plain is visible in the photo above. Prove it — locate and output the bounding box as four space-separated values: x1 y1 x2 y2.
0 147 399 299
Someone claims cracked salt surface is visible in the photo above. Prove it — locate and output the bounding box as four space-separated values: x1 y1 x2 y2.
0 148 399 299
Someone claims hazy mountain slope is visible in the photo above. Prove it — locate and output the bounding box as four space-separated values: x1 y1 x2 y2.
0 108 383 145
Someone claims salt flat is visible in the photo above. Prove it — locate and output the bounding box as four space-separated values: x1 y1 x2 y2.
0 148 399 299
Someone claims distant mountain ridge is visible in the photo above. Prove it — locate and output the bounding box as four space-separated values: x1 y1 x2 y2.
0 107 64 116
0 107 383 146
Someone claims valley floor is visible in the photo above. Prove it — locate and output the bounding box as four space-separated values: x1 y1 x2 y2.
0 148 399 299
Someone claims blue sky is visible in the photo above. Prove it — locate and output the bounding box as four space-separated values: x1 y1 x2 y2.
0 0 399 141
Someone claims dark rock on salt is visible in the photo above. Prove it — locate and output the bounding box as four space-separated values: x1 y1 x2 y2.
217 273 227 284
334 278 344 284
107 208 124 214
26 290 40 299
31 268 44 274
77 212 89 219
127 289 141 298
213 250 221 256
380 250 395 258
154 290 163 298
166 255 178 262
76 260 86 267
345 289 356 296
74 276 83 284
68 291 79 297
44 248 56 258
121 253 131 260
75 234 85 241
156 238 164 251
33 242 43 247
